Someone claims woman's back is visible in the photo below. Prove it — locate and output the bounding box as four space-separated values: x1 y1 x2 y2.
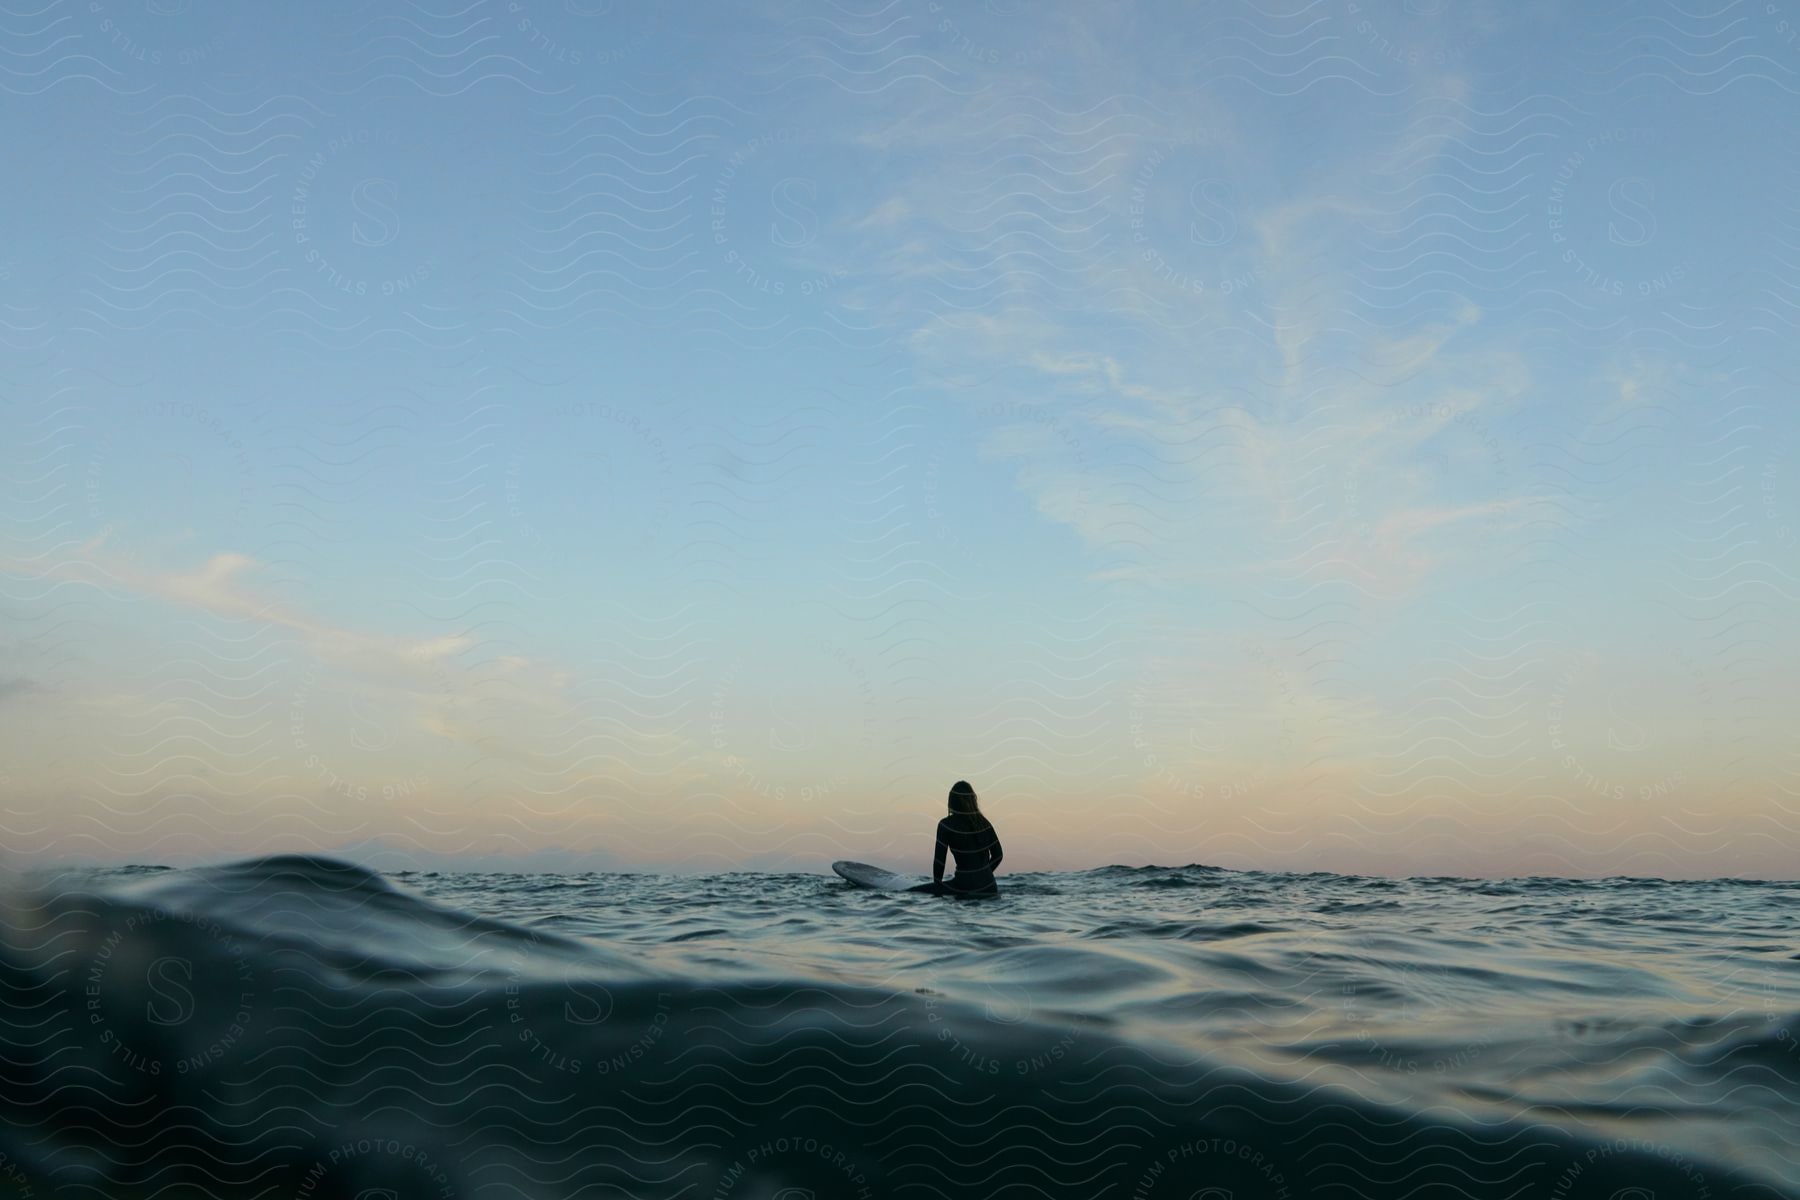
937 813 1001 874
931 780 1004 896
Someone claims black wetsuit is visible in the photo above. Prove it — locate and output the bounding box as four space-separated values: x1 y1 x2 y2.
928 815 1004 896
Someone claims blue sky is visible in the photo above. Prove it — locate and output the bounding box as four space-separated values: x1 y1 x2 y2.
1 0 1797 878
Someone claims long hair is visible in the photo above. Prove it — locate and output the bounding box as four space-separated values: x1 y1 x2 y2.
947 780 980 819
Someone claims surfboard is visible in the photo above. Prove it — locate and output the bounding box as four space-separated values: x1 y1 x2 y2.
832 861 933 891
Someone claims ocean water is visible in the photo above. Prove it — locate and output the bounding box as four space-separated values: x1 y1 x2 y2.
1 855 1795 1199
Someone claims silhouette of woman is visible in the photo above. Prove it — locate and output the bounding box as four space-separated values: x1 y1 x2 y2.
922 780 1004 897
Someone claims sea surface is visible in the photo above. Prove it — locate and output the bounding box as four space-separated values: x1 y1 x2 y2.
1 855 1796 1199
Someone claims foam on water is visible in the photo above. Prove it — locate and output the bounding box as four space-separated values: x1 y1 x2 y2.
0 855 1795 1198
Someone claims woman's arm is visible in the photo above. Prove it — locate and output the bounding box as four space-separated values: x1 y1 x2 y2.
933 822 948 884
988 826 1003 871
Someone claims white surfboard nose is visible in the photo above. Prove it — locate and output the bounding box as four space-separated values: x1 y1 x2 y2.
832 861 923 890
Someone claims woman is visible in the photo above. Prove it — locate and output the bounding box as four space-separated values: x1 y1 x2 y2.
925 780 1004 897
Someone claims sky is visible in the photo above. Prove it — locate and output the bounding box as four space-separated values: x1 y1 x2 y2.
2 0 1798 878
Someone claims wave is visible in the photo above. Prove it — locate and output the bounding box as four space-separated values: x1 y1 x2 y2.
0 854 1791 1198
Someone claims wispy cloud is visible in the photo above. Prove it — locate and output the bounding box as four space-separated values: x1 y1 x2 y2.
4 538 470 674
0 675 43 705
